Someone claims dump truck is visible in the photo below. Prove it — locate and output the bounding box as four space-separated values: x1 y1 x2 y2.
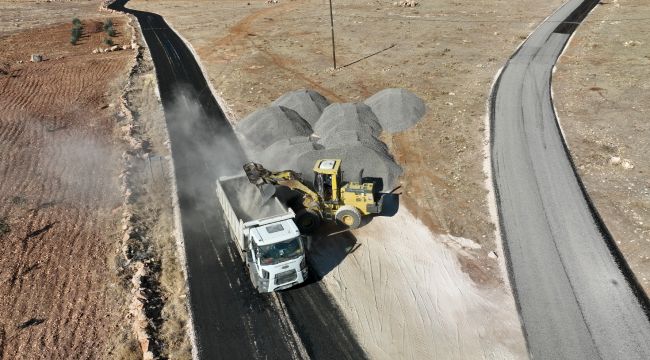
244 159 384 232
216 174 308 292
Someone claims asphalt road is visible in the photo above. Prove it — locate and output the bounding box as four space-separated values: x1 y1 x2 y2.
109 1 366 359
491 0 650 359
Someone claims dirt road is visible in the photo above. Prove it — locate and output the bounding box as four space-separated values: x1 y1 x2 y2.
491 0 650 358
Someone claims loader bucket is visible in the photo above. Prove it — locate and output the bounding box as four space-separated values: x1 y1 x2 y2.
243 162 268 186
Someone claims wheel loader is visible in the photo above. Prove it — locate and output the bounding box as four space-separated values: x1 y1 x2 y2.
243 159 383 232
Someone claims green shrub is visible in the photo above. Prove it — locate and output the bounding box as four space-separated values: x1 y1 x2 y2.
0 217 9 236
103 19 117 37
70 26 82 45
103 19 113 31
72 17 81 27
103 38 114 46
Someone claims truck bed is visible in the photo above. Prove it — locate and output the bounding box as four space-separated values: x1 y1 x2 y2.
218 174 288 222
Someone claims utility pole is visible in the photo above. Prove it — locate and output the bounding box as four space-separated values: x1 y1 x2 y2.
328 0 337 69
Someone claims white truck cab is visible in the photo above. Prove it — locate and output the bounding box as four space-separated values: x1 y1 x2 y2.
217 175 308 293
247 219 307 292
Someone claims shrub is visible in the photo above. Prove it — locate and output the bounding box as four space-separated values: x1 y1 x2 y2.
0 217 9 236
103 19 113 31
72 17 81 27
103 19 117 37
70 26 82 45
103 38 114 46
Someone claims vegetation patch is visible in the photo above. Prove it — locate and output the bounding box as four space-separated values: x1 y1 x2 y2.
70 17 82 45
0 217 10 236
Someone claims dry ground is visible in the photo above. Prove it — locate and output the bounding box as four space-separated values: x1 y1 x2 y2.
128 0 565 286
0 11 136 358
554 0 650 293
126 0 576 358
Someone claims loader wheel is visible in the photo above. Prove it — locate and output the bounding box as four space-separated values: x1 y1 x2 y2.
296 209 321 233
335 206 362 229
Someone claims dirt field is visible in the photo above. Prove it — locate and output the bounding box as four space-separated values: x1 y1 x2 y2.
554 0 650 293
128 0 564 284
126 0 577 357
0 10 135 359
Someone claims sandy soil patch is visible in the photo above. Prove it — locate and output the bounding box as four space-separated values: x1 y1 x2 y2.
554 0 650 293
311 207 526 359
0 13 136 359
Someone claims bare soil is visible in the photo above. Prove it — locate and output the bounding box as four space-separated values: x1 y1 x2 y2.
554 0 650 293
0 13 136 359
128 0 564 286
126 0 573 357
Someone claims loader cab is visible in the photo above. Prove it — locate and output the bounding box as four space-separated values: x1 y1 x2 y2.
313 159 342 202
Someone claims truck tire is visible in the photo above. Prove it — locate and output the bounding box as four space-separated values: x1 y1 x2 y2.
296 208 321 233
335 206 362 229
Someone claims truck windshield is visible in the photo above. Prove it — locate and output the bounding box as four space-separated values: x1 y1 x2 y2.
259 237 303 265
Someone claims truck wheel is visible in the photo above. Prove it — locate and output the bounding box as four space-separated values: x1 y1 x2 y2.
335 206 362 229
296 209 321 233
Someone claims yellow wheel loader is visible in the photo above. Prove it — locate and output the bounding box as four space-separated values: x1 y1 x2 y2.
243 159 383 232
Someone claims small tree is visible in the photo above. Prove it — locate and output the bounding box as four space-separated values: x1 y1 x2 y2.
70 26 82 45
72 17 81 27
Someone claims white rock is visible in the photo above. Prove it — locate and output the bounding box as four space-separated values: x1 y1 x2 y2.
609 156 622 165
488 251 498 259
622 159 634 169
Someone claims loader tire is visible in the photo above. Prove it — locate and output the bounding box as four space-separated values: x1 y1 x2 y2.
335 206 362 229
296 208 321 233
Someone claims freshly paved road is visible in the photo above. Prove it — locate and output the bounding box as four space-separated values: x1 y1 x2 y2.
109 1 366 359
491 0 650 359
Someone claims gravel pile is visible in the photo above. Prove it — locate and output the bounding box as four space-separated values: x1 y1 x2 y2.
251 136 320 171
314 103 382 138
236 105 312 150
272 89 330 127
364 88 426 133
237 88 425 189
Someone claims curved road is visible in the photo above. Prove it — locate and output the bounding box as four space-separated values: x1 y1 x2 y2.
109 1 366 359
491 0 650 359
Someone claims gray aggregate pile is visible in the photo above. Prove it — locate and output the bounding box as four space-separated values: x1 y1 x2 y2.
314 103 382 139
272 89 330 127
296 146 402 190
251 136 320 171
317 130 389 159
236 105 312 150
364 88 426 133
237 88 424 189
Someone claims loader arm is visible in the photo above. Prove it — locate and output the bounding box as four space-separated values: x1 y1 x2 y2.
243 162 322 212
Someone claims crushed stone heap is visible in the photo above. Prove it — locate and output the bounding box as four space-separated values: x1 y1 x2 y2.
236 88 425 189
364 88 426 133
272 89 330 127
249 136 319 172
236 105 312 151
